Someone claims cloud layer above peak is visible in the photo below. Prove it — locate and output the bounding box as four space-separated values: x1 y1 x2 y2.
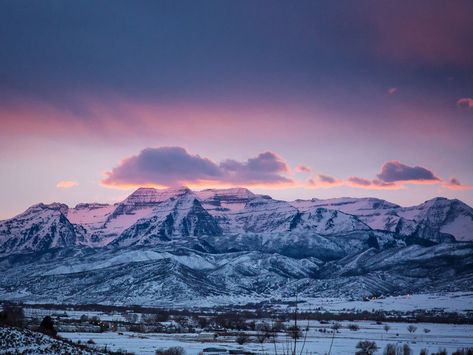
102 147 292 188
102 147 470 193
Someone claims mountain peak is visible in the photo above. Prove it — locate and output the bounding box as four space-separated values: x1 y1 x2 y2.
196 187 256 201
25 202 69 216
123 186 191 205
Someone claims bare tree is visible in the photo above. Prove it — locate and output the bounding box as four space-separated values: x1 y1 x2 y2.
327 322 341 355
256 322 271 344
355 340 378 355
236 332 250 345
407 325 417 334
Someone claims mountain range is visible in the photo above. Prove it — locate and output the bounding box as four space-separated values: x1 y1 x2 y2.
0 187 472 305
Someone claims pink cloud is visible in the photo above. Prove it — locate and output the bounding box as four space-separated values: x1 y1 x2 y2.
296 165 312 173
346 177 399 190
306 160 458 191
442 177 472 191
56 180 79 189
343 161 443 190
102 147 293 189
307 174 344 189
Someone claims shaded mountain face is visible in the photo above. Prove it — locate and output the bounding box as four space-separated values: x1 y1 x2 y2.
0 188 472 304
113 191 222 247
1 243 472 304
0 203 84 256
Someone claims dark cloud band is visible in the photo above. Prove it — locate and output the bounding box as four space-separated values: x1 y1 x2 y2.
377 161 439 183
103 147 292 187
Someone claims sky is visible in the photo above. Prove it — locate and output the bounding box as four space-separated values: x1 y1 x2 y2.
1 0 473 219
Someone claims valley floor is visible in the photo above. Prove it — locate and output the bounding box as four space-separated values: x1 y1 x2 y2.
59 321 473 355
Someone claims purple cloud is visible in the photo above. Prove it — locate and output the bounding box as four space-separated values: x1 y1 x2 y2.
318 174 337 184
347 176 398 190
220 152 291 185
442 177 472 191
296 165 311 173
308 174 343 188
348 176 372 186
377 161 439 183
103 147 292 187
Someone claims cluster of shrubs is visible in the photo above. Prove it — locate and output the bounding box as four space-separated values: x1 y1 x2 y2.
155 347 185 355
0 304 56 337
354 342 473 355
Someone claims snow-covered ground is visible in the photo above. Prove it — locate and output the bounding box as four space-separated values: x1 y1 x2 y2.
60 321 473 355
0 326 103 354
295 292 473 313
20 291 473 324
113 291 472 313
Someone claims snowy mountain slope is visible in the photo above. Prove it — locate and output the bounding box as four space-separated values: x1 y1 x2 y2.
0 326 104 354
0 187 472 304
65 187 200 246
0 203 85 256
294 207 371 235
112 191 222 247
201 228 404 261
1 242 471 304
399 197 473 242
1 187 471 255
230 197 300 233
291 196 473 242
196 187 257 211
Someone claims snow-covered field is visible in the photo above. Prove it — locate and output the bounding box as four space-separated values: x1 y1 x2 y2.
295 292 473 313
14 292 473 354
60 321 473 355
105 291 472 313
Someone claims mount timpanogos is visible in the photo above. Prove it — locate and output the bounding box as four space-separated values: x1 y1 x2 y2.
1 187 472 305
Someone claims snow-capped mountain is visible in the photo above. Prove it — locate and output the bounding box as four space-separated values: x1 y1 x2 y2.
0 203 85 255
112 191 222 247
291 196 473 243
0 187 472 304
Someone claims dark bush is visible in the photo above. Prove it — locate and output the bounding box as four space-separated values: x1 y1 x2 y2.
355 340 378 355
287 325 302 340
452 349 473 355
0 304 25 328
236 332 250 345
39 316 57 337
348 323 360 331
383 343 396 355
156 347 185 355
402 343 411 355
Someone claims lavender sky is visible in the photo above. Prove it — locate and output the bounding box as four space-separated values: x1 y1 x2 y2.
1 1 473 219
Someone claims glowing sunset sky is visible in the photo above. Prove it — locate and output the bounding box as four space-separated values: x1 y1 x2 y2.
1 1 473 219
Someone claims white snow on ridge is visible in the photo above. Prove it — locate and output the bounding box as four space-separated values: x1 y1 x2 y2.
43 250 215 276
67 204 115 227
441 214 473 241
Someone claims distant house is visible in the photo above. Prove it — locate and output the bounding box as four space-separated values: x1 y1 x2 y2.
202 348 229 355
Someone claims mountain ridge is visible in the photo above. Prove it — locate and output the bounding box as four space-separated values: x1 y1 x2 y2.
1 187 472 304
